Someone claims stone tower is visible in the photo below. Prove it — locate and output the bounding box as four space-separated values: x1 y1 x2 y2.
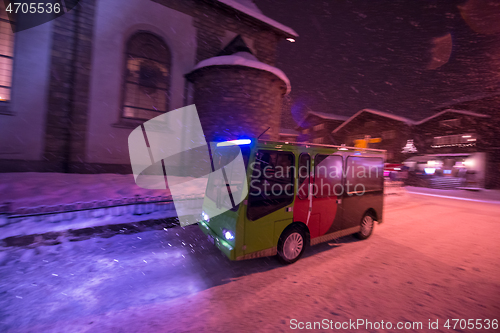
186 36 291 142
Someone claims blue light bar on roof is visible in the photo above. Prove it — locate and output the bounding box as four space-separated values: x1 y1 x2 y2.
217 139 252 147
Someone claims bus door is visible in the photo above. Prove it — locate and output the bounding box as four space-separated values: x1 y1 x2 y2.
341 156 384 230
310 154 343 237
245 150 295 254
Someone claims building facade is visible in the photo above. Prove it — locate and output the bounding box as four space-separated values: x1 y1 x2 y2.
0 0 296 173
426 94 500 188
331 109 415 163
295 111 347 144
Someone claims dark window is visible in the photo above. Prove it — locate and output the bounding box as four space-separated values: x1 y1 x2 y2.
345 156 384 193
439 118 460 128
297 153 310 199
122 32 170 120
247 150 295 220
0 1 14 102
313 154 343 197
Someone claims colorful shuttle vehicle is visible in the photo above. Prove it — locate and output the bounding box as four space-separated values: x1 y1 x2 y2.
198 139 385 264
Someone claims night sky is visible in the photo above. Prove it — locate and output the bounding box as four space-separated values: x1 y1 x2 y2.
254 0 500 126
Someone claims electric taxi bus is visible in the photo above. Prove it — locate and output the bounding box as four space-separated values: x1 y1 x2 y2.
198 139 385 264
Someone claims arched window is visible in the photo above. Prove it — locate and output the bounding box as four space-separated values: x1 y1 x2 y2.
0 1 15 103
122 32 170 120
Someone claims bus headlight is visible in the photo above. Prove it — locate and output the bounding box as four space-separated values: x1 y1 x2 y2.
223 229 234 241
201 211 210 222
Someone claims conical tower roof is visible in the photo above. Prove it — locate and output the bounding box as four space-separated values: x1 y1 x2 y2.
187 35 291 95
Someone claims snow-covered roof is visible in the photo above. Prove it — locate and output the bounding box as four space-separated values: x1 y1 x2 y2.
192 52 291 94
332 109 415 134
217 0 298 37
415 109 490 125
296 110 349 129
306 111 349 122
279 128 299 136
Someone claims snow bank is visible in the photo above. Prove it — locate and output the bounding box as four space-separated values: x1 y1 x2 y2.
0 173 206 238
0 173 205 210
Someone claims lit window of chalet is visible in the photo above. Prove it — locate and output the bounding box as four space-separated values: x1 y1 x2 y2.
313 123 325 131
0 2 14 102
123 32 171 120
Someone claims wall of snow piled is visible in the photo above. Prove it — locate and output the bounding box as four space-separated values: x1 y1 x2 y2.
0 195 203 240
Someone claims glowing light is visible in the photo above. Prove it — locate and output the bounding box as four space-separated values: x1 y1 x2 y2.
462 135 471 138
464 159 474 167
217 139 252 147
223 229 234 241
424 168 436 175
286 38 295 42
201 211 210 222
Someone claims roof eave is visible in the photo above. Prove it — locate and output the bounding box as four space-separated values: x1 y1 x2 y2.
211 0 299 38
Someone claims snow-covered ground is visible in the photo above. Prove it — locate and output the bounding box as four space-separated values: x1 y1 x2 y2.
0 173 208 239
0 173 206 210
0 193 499 332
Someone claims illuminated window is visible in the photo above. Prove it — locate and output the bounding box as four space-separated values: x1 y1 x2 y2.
432 133 477 147
0 1 14 102
313 123 325 131
313 137 324 143
123 32 171 120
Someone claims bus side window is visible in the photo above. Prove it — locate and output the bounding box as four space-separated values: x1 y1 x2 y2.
314 155 343 197
345 156 384 193
248 151 295 220
298 153 310 199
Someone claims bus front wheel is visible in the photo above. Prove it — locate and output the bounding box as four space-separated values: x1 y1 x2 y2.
277 227 306 264
355 213 375 240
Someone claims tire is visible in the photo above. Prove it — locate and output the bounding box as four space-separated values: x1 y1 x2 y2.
277 226 306 264
355 213 375 240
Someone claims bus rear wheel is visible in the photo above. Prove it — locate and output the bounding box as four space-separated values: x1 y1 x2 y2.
355 213 375 240
277 227 306 264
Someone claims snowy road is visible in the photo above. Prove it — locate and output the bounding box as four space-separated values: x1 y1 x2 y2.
1 194 499 332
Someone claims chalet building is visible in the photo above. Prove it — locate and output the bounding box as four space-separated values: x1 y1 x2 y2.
409 109 491 188
331 109 415 163
295 111 348 144
425 93 500 188
0 0 297 173
278 128 300 143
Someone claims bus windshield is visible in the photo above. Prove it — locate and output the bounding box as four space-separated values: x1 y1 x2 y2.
205 145 250 211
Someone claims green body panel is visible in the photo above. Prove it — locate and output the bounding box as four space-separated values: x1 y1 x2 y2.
198 139 386 261
199 220 235 259
200 195 245 259
273 218 294 245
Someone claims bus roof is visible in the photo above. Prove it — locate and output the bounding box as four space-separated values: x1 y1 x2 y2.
256 139 386 153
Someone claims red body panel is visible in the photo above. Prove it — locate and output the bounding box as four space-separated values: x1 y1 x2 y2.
293 176 339 239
